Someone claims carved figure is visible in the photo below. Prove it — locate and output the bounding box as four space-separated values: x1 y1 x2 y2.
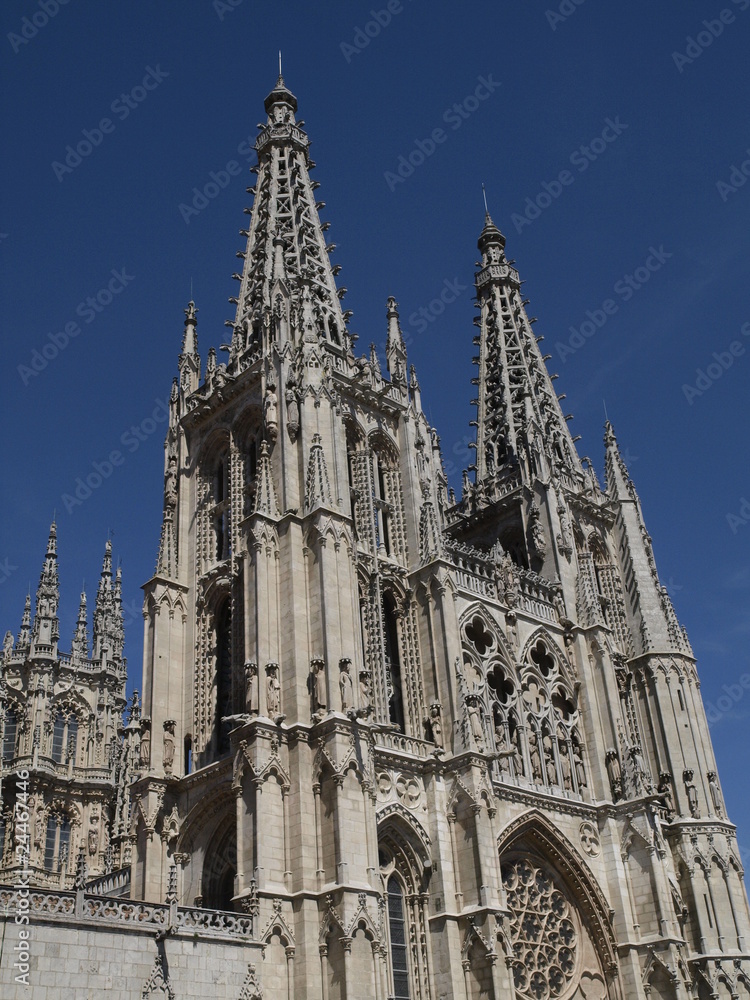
658 772 675 819
707 771 724 817
164 455 178 509
429 704 443 748
244 661 259 715
285 382 300 441
466 697 484 749
605 749 622 799
312 659 326 713
683 769 699 818
339 660 353 712
3 631 12 661
139 720 151 768
163 720 176 774
573 743 587 789
359 671 372 713
88 815 99 856
266 664 280 716
264 383 278 441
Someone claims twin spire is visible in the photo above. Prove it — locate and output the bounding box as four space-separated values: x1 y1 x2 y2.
10 525 123 666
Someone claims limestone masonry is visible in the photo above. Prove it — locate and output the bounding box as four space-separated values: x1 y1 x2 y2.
2 75 749 1000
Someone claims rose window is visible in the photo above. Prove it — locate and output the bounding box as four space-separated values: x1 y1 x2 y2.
502 859 578 1000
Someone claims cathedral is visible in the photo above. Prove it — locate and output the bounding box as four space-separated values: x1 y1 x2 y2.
2 74 749 1000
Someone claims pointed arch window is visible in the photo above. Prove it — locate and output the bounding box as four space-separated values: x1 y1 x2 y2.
372 451 392 556
44 813 71 872
211 452 231 562
51 711 78 764
383 592 405 732
386 875 411 999
215 600 232 755
2 706 18 761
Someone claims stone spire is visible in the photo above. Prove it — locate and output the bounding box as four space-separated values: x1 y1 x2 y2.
179 300 200 397
252 440 281 518
228 74 348 364
385 296 407 379
92 540 121 664
30 521 60 657
16 593 31 650
305 433 333 512
71 591 89 662
469 214 580 492
604 422 690 655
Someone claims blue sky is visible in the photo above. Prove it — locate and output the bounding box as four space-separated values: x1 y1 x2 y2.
2 1 749 844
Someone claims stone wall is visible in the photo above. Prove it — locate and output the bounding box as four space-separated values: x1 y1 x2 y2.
0 887 262 1000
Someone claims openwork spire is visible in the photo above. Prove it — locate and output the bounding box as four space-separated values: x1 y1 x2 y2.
71 591 89 661
229 75 348 364
305 433 333 511
31 521 60 653
470 215 580 492
92 540 123 665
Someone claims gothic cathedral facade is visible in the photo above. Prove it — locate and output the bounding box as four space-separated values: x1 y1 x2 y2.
2 75 749 1000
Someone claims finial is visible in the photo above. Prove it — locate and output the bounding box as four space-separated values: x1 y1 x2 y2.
279 49 282 79
482 183 489 216
603 399 609 422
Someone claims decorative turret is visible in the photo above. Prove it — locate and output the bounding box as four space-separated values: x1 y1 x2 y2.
71 591 89 662
385 296 407 380
470 214 580 492
178 300 200 397
92 540 123 666
228 74 348 364
30 521 60 658
16 593 31 650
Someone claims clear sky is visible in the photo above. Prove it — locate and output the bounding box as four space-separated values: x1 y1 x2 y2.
2 1 749 846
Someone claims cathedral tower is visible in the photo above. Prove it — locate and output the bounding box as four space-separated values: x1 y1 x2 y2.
126 76 750 1000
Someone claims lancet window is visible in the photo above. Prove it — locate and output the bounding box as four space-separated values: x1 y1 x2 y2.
44 811 71 872
2 704 18 761
51 709 79 765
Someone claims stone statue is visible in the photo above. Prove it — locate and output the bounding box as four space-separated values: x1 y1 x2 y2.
285 381 300 441
3 630 12 661
264 383 278 441
528 730 543 782
560 741 572 790
139 719 151 768
266 664 280 716
359 671 372 714
163 720 176 774
658 772 675 819
244 661 259 715
510 726 525 777
339 660 353 713
466 697 484 749
606 749 622 799
312 659 326 714
164 455 178 509
88 815 99 856
684 769 699 818
707 771 723 817
573 743 587 789
429 704 443 748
